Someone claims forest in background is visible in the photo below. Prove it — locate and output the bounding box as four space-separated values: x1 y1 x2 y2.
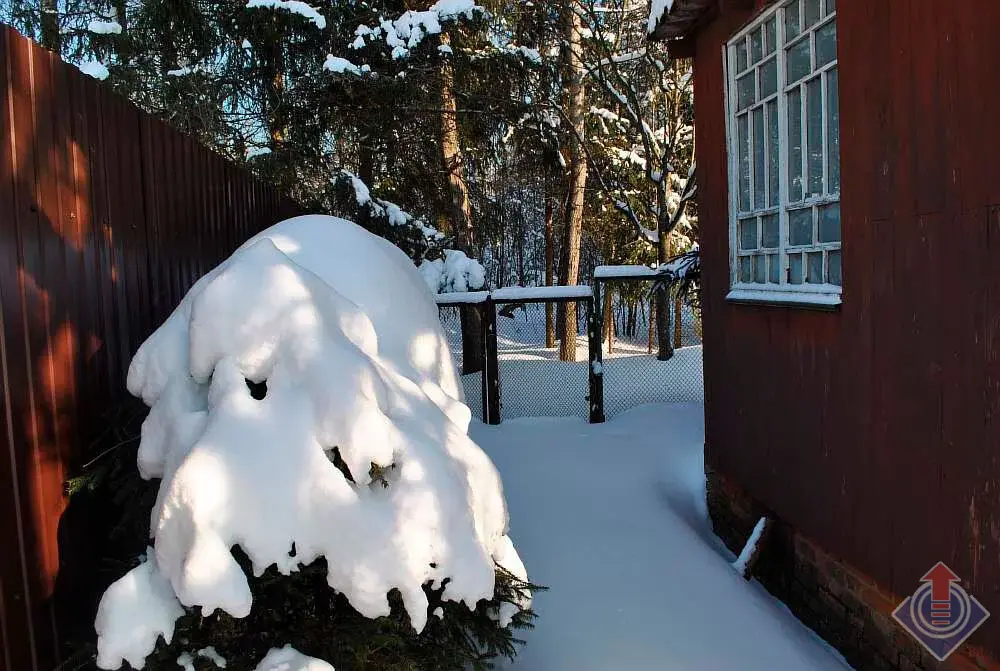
1 0 697 361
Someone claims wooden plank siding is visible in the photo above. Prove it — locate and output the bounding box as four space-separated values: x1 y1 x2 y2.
694 0 1000 654
0 25 304 670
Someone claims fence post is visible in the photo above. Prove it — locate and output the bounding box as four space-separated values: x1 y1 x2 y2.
483 297 502 425
588 288 606 424
478 302 490 423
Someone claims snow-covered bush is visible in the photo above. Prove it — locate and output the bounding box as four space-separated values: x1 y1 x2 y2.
419 249 487 294
91 215 532 670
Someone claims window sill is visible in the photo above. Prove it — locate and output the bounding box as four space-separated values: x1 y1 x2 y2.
726 288 842 311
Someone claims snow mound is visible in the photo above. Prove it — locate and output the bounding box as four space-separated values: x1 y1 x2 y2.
255 646 334 671
95 215 527 669
94 556 184 670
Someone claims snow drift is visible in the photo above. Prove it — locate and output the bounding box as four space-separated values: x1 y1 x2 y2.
94 215 527 669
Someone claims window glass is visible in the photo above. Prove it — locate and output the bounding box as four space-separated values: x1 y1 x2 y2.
750 28 764 63
806 252 824 283
827 67 840 193
788 254 803 284
753 107 766 210
789 209 813 246
804 0 822 29
784 0 801 42
828 251 842 285
786 37 811 84
764 18 777 55
768 255 781 283
806 77 824 197
816 20 837 67
762 214 780 248
767 100 779 207
736 40 749 72
787 87 803 201
737 72 756 110
754 255 768 284
819 203 840 243
759 58 778 98
738 114 751 212
740 218 758 250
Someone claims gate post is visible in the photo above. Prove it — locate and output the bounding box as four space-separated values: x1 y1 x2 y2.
482 297 501 425
588 287 606 424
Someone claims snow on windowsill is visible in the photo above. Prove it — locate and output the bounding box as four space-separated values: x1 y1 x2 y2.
726 288 842 310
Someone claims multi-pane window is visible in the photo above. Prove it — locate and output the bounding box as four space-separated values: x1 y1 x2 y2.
727 0 840 303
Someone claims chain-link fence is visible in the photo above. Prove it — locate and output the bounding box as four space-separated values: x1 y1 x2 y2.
492 298 594 421
593 278 704 419
437 276 703 423
438 303 486 422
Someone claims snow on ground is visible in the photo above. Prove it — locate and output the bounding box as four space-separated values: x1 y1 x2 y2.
474 404 852 671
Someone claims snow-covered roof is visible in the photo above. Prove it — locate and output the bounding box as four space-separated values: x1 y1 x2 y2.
647 0 715 41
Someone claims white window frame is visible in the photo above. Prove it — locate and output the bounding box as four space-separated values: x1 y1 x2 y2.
723 0 841 307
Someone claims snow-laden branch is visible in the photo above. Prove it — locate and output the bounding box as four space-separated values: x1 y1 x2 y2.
88 19 122 35
322 55 370 76
246 0 326 29
351 0 485 60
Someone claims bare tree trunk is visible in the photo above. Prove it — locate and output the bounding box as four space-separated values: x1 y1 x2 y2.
440 33 483 373
558 3 589 362
545 196 556 349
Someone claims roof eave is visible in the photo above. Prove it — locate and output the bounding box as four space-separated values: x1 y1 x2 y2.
648 0 716 41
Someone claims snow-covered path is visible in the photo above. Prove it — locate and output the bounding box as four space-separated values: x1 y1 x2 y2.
473 404 852 671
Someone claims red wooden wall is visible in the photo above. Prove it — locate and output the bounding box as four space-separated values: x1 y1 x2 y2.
0 25 303 670
695 0 1000 653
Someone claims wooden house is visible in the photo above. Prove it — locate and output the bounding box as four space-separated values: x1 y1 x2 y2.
650 1 1000 668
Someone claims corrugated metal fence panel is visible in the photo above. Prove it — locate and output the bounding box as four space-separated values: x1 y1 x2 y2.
0 25 306 670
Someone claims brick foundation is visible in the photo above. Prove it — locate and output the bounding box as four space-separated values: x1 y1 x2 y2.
707 468 999 671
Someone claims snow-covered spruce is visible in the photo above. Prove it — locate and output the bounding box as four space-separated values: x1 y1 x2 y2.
94 215 528 669
354 0 485 60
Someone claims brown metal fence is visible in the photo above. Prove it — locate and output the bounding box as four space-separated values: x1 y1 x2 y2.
0 25 303 671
